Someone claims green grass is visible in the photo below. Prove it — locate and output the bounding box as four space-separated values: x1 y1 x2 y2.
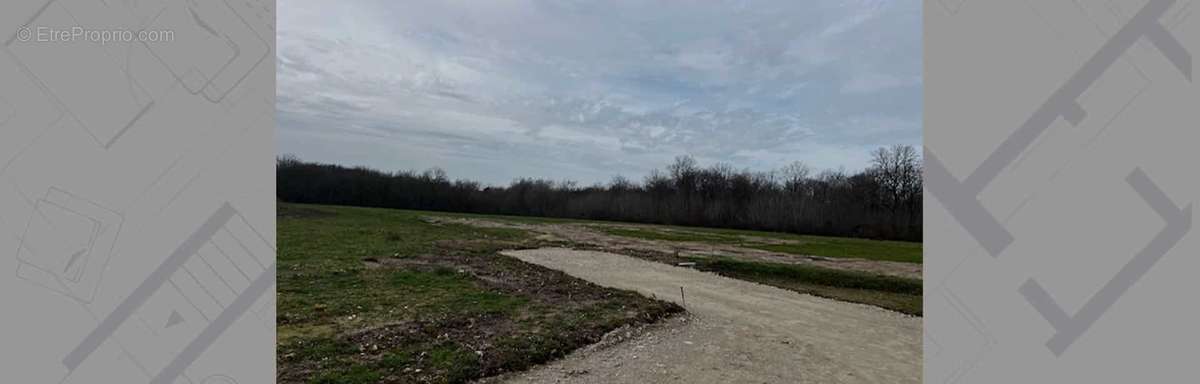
310 364 382 384
692 257 922 315
277 203 681 384
276 205 525 381
698 257 920 294
597 225 922 264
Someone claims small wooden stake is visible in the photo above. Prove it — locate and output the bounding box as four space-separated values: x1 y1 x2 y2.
680 286 686 306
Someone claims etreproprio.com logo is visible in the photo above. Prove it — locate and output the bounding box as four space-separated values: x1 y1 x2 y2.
15 26 174 45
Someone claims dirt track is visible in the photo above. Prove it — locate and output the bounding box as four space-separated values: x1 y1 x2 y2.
491 248 921 384
426 217 920 279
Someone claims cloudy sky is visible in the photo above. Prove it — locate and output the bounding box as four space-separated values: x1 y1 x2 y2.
278 0 921 186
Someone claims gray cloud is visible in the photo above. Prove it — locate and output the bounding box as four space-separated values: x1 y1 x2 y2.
278 0 921 185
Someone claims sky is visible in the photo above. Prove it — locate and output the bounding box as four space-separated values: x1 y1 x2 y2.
277 0 921 186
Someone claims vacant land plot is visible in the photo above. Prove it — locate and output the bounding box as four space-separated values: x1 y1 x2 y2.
279 203 922 383
277 204 680 383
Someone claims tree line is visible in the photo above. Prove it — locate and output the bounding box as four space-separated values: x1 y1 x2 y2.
276 145 922 241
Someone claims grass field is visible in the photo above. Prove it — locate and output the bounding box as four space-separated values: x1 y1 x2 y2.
277 204 681 384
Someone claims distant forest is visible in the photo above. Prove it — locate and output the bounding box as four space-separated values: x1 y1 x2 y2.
277 145 922 241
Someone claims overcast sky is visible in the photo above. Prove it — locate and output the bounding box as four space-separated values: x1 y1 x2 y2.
277 0 921 186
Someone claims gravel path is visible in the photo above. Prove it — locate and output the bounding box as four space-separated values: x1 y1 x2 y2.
492 248 921 384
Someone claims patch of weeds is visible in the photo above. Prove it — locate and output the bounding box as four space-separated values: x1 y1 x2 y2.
388 268 464 290
447 291 527 314
376 351 413 370
424 344 481 382
278 324 335 344
309 364 381 384
281 336 357 362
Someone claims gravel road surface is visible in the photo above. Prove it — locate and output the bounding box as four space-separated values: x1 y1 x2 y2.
490 248 921 384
